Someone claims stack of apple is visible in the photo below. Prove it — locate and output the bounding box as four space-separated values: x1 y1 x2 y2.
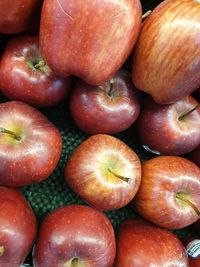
0 0 199 266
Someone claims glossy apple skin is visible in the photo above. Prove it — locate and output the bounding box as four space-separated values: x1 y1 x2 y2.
133 156 200 229
0 35 71 107
137 96 200 155
0 187 37 267
114 219 188 267
0 0 41 34
132 0 200 104
65 134 141 210
33 205 116 267
70 70 141 134
0 101 62 186
39 0 142 85
190 145 200 167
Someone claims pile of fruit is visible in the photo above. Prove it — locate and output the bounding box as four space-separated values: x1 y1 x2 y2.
0 0 199 266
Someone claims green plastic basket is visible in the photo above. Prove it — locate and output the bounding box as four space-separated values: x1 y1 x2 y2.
0 0 197 265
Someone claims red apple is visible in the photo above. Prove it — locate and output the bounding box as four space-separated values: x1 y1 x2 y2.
70 70 141 134
132 0 200 104
137 96 200 155
114 219 188 267
189 257 200 267
0 101 62 186
133 156 200 229
39 0 142 85
33 205 116 267
0 186 37 267
190 145 200 168
0 35 71 107
0 0 42 34
65 134 141 210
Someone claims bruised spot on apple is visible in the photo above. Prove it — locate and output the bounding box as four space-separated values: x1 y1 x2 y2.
33 205 116 267
39 0 142 85
0 101 62 186
133 156 200 229
0 35 72 107
137 96 200 155
70 70 141 134
64 134 141 210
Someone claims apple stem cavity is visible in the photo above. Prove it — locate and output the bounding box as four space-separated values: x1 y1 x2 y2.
0 246 4 256
176 193 200 218
0 127 21 141
34 60 46 69
71 258 80 267
142 10 152 20
178 104 199 121
107 168 130 183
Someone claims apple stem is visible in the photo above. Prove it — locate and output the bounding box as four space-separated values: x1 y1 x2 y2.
176 193 200 218
0 127 21 141
178 104 199 121
34 60 46 69
107 168 130 183
142 10 152 20
108 79 114 97
0 246 4 256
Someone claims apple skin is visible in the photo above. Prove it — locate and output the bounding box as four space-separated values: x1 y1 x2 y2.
0 101 62 186
39 0 142 85
0 35 71 108
65 134 141 210
137 96 200 155
33 205 116 267
133 156 200 229
0 186 37 267
114 219 188 267
189 256 200 267
132 0 200 104
70 70 141 134
0 0 42 34
190 145 200 168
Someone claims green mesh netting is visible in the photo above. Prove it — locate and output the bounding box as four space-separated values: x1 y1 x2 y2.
0 1 196 265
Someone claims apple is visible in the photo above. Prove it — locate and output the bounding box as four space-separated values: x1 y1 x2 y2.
132 0 200 104
33 205 116 267
190 145 200 168
0 186 37 267
0 35 71 108
133 156 200 229
64 134 141 210
70 70 141 134
114 219 188 266
137 96 200 155
0 101 62 186
39 0 142 85
0 0 42 34
189 257 200 267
